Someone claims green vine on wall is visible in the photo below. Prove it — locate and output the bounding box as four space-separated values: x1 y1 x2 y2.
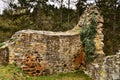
80 13 97 63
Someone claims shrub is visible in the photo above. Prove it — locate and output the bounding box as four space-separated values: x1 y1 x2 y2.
80 13 97 63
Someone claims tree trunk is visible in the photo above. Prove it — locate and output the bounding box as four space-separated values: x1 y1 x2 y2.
77 0 80 21
68 0 70 25
112 2 117 53
60 0 63 26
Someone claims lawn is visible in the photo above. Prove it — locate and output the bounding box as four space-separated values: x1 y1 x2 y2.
0 65 92 80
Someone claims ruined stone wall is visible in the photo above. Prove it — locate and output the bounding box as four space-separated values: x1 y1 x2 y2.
85 51 120 80
0 46 9 64
74 5 104 56
0 30 83 76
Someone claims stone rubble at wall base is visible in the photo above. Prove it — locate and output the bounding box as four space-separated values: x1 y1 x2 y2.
85 50 120 80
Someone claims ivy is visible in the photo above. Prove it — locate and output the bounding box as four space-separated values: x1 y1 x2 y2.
80 13 97 63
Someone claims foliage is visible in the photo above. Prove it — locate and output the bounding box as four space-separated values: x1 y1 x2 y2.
96 0 120 55
80 13 97 63
0 64 92 80
0 0 79 43
76 0 87 17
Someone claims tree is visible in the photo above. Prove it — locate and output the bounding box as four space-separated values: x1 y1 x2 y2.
0 0 79 43
95 0 120 54
60 0 63 26
68 0 70 25
76 0 87 20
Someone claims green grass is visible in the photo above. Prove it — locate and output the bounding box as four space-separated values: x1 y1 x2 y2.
0 64 92 80
0 43 5 47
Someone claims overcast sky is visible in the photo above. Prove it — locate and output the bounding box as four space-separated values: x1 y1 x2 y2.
0 0 5 14
0 0 94 14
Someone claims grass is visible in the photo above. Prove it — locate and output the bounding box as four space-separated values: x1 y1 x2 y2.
0 64 92 80
0 43 5 47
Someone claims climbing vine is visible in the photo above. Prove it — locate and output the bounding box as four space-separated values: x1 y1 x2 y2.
80 13 97 63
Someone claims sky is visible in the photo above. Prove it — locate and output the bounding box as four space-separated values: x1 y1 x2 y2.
0 0 6 14
0 0 95 14
47 0 94 9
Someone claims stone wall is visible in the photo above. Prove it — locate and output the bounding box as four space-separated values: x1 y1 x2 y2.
74 5 104 56
85 51 120 80
0 45 9 64
0 30 84 76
